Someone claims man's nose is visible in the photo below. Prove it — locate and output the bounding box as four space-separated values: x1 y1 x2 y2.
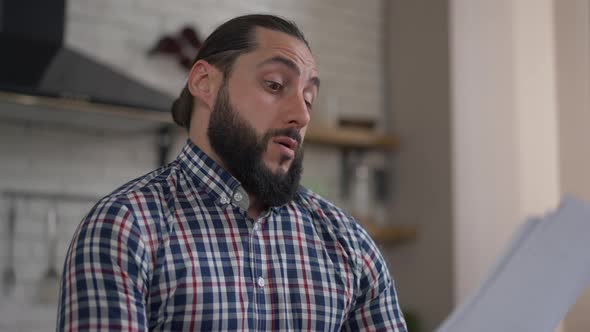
284 92 311 129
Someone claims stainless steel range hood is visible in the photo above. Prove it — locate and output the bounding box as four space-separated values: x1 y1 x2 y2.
0 0 175 125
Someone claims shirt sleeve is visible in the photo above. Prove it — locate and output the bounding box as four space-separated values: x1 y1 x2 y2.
342 224 407 332
56 198 150 331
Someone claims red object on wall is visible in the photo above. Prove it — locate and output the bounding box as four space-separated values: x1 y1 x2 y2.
148 26 202 70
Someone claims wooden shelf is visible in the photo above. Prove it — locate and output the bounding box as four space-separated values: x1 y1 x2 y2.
0 92 400 151
306 126 399 150
0 91 173 133
361 222 418 245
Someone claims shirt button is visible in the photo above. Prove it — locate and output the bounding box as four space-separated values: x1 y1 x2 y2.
219 194 230 205
257 277 265 288
233 192 243 202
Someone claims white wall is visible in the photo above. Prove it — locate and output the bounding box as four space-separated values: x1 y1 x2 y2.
0 123 161 331
0 1 386 330
65 0 385 124
450 0 562 330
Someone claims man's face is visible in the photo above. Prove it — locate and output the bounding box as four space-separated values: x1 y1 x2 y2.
208 81 304 206
207 28 319 206
220 28 318 173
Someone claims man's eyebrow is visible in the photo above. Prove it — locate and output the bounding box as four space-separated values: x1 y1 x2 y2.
258 55 300 74
257 55 320 89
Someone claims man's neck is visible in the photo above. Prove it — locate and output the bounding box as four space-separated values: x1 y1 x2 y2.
189 132 226 168
188 136 267 220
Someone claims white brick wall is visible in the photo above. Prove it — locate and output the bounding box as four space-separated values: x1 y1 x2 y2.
0 120 164 331
65 0 385 120
0 0 385 330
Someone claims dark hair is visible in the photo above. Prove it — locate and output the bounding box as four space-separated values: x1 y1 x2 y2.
171 14 310 130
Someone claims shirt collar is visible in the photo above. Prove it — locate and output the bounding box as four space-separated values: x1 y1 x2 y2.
177 139 250 211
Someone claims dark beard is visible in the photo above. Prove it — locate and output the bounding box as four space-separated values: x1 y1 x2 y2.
207 81 304 207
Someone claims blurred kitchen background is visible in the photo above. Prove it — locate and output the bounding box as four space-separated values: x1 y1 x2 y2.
1 0 589 331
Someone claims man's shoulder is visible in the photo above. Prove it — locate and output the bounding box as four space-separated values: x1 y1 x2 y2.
294 187 379 250
295 186 349 218
110 161 182 198
85 161 184 226
293 187 362 237
101 160 191 209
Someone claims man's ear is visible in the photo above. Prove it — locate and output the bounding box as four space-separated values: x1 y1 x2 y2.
187 60 220 110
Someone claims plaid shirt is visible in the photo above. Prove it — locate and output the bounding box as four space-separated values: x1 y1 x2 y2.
57 140 406 331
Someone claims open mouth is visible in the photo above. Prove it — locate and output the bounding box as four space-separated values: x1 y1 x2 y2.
273 136 299 152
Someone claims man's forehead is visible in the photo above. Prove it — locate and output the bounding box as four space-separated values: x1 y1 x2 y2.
252 27 318 75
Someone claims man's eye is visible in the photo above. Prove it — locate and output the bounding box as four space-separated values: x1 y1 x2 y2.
305 100 313 110
265 81 283 92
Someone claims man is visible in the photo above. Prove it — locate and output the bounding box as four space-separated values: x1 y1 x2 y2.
57 14 407 331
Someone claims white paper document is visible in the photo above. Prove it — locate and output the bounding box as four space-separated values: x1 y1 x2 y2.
436 196 590 332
